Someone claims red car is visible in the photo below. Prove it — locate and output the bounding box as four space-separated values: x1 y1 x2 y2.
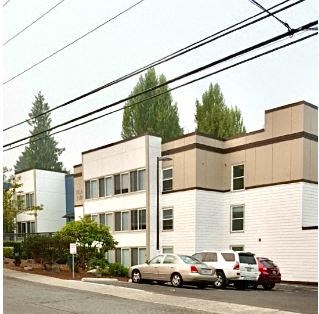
254 257 281 290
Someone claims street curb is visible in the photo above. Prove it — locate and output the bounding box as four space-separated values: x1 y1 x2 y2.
81 277 119 283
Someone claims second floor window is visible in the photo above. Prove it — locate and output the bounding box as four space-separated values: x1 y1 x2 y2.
114 173 129 195
115 211 129 231
85 180 98 199
131 209 146 230
162 168 173 192
162 208 173 230
130 169 146 192
99 176 112 197
232 164 244 191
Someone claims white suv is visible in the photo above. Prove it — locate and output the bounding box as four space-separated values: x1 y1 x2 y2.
193 250 258 289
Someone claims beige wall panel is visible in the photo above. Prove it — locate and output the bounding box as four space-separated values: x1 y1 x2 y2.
272 142 291 182
197 135 224 149
168 153 185 190
310 140 318 182
185 150 197 188
304 106 318 135
303 140 312 181
255 145 273 185
74 176 83 206
223 151 245 190
272 108 292 137
291 105 304 134
264 111 273 138
196 149 207 188
245 148 256 187
245 130 268 144
290 139 304 180
224 136 246 149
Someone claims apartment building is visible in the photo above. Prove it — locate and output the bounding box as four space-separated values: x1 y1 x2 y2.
15 169 67 233
74 100 317 282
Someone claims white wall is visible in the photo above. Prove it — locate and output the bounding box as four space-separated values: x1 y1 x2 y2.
302 183 318 227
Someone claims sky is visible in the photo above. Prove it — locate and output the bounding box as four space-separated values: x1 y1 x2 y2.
2 0 318 173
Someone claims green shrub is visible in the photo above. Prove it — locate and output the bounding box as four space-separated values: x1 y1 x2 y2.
3 241 22 255
3 247 14 258
88 256 109 270
106 263 129 277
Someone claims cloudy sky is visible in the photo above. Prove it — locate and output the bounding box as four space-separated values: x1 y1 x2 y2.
2 0 318 172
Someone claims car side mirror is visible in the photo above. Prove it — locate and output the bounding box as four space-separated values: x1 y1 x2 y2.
146 260 150 264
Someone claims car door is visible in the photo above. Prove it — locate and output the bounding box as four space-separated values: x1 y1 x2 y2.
142 255 164 280
158 255 179 281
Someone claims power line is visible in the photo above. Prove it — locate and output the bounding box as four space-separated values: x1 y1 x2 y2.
3 20 317 149
3 0 66 46
248 0 292 31
3 0 11 7
4 31 317 153
3 0 303 131
3 0 145 85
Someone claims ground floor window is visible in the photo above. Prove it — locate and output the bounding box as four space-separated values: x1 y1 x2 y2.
230 245 244 251
114 247 146 267
162 246 174 254
17 221 35 234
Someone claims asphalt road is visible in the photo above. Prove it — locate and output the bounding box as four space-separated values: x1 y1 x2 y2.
3 270 318 314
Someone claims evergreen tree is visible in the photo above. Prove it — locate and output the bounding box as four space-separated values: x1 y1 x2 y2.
14 92 65 172
195 83 246 139
121 68 183 142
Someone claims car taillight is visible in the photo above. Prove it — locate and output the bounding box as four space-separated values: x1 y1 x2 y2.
233 262 240 270
191 265 198 273
261 267 268 274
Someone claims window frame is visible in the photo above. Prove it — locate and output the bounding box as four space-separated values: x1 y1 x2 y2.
162 207 173 231
231 205 245 232
114 211 130 232
162 167 173 192
131 208 146 231
99 176 113 198
231 164 245 191
230 245 244 251
85 179 98 199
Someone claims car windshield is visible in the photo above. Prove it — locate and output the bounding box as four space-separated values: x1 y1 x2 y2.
179 255 202 264
260 259 277 268
239 253 256 264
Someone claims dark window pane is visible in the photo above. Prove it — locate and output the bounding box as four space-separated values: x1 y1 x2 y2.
231 246 244 251
233 165 244 178
204 252 217 262
163 255 178 264
138 169 145 190
163 219 173 230
232 219 244 231
85 181 90 199
221 253 235 261
233 178 244 190
27 222 31 233
232 207 243 218
99 178 105 197
115 212 121 231
121 173 129 194
130 171 138 192
106 177 112 196
163 209 172 219
192 253 203 262
139 209 146 230
99 214 105 225
239 253 256 264
163 179 173 192
163 169 172 179
114 175 121 195
131 210 138 230
131 248 138 266
115 248 121 263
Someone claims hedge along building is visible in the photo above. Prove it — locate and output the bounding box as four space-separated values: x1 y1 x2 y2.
74 100 317 282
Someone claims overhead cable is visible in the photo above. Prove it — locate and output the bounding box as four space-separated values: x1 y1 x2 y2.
4 31 317 152
3 20 317 149
4 0 66 46
3 0 304 131
3 0 11 7
3 0 145 85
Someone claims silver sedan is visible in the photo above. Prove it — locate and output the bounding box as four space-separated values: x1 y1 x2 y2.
129 254 216 288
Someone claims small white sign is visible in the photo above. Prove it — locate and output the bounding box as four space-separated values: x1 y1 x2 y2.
70 243 77 254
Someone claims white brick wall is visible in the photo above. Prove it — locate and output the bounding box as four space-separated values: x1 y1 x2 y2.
302 183 318 227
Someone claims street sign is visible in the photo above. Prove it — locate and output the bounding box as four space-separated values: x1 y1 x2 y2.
70 243 77 254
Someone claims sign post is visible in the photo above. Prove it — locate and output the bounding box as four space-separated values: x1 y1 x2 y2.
69 243 77 279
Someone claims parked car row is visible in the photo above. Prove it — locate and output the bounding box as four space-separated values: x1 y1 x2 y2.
129 250 281 290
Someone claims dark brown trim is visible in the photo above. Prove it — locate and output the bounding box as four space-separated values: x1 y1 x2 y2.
162 179 317 194
74 205 83 207
73 173 82 178
15 168 67 175
265 101 317 113
246 179 318 190
73 164 82 168
302 226 318 230
162 132 318 156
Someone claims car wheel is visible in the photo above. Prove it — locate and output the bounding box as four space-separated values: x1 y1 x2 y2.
262 282 275 290
132 270 142 283
197 283 208 289
214 271 226 289
171 273 183 287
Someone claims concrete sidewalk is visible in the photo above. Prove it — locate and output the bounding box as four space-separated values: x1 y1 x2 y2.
4 269 297 314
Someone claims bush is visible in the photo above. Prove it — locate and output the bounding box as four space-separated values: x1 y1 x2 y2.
3 241 22 255
3 247 14 258
105 263 129 277
88 256 109 270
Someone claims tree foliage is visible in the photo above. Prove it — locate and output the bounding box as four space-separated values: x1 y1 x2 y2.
195 83 246 139
54 218 117 268
14 92 65 173
122 68 183 142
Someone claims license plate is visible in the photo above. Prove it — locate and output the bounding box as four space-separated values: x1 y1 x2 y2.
201 269 211 275
246 268 251 272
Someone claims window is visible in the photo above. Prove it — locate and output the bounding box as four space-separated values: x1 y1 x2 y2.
231 205 244 232
26 193 34 208
17 221 35 234
99 213 105 225
163 255 178 264
162 246 174 254
230 245 244 251
85 180 98 199
17 194 25 209
131 209 146 230
99 176 112 197
232 164 244 191
203 252 217 262
105 213 113 230
162 168 173 192
238 253 256 264
130 169 146 192
91 214 98 223
121 249 130 267
192 253 203 262
162 208 173 230
221 253 235 261
149 255 164 264
115 211 129 231
114 173 129 194
131 247 146 266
